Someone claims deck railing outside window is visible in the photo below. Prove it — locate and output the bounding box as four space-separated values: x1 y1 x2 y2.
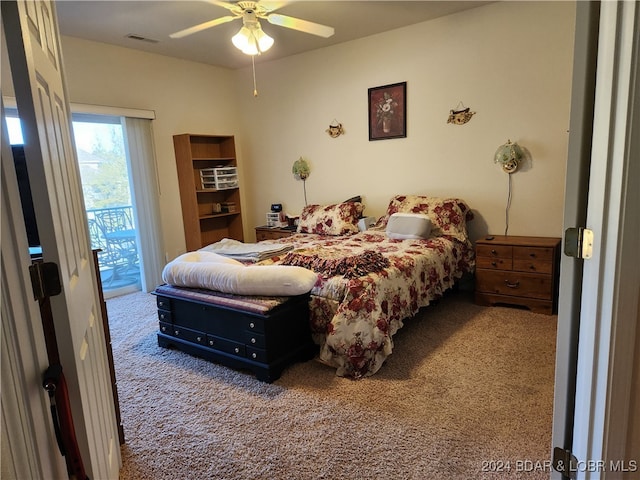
87 206 140 289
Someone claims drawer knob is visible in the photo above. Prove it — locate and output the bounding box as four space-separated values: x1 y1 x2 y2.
491 249 497 255
174 329 180 336
234 347 240 354
160 313 165 320
158 301 164 307
252 353 257 359
251 337 256 344
196 336 202 342
529 253 536 258
504 280 520 288
249 322 255 329
209 339 215 346
491 261 497 267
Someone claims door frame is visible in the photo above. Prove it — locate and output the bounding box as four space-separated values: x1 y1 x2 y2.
551 1 599 475
552 1 640 478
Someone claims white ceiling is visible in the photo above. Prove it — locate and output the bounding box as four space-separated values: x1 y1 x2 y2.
56 1 491 70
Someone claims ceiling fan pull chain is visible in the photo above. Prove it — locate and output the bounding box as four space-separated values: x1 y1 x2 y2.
252 55 258 97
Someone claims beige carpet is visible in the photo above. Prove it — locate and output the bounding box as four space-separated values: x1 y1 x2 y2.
108 289 557 480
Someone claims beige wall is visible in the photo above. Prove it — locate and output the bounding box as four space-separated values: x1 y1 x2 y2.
3 1 576 259
57 37 242 261
234 1 576 243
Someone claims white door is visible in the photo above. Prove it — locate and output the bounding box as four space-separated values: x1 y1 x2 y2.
550 2 599 476
552 1 640 478
2 1 120 478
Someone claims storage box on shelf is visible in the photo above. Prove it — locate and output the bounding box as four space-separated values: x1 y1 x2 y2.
474 235 561 315
199 167 238 190
266 212 285 227
173 134 243 251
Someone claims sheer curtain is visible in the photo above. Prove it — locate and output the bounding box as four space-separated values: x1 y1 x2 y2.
122 117 165 292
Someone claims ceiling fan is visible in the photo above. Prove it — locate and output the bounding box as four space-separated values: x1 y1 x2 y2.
169 1 335 55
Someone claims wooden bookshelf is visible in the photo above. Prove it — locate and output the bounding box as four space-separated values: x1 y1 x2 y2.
173 134 243 251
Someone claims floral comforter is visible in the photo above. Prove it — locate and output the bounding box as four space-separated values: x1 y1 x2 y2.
256 230 475 378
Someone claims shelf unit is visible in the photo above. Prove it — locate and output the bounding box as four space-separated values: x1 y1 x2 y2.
173 134 243 251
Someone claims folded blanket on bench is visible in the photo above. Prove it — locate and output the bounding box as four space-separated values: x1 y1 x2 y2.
162 251 317 296
200 237 293 262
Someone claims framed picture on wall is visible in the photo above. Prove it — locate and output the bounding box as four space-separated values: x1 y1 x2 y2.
368 82 407 140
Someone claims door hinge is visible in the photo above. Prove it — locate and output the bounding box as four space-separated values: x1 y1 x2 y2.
553 447 578 479
29 262 62 301
564 227 594 259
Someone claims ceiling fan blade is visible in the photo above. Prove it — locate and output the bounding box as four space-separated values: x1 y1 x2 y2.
169 15 238 39
259 1 288 12
266 13 335 38
202 0 238 11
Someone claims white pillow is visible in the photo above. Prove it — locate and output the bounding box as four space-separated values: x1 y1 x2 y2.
174 250 244 266
386 213 432 240
162 253 317 296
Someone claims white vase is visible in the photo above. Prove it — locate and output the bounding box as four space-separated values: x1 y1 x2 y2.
382 117 391 133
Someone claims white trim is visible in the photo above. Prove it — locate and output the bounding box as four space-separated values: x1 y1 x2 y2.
2 96 17 108
70 102 155 120
551 3 599 477
602 0 639 469
572 2 639 478
2 96 156 119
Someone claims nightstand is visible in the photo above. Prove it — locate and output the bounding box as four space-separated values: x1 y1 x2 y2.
474 235 561 315
255 226 296 241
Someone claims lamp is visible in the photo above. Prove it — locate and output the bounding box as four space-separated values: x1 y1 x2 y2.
493 139 525 236
231 12 273 56
494 139 524 174
292 157 311 206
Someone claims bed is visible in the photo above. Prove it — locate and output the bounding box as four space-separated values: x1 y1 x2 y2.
161 195 475 379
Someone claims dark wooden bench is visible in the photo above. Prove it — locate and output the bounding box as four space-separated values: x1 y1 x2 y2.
153 285 317 382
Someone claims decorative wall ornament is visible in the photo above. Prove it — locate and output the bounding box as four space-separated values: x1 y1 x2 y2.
447 101 476 125
326 120 345 138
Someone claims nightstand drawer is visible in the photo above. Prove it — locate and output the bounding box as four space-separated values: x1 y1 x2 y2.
476 244 513 259
255 226 294 241
513 246 554 274
256 230 278 241
476 256 512 270
476 270 554 300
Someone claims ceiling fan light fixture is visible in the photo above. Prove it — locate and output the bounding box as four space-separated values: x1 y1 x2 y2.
254 27 274 52
232 22 273 56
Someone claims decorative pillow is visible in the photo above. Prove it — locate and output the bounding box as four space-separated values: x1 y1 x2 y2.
374 195 473 242
162 253 318 296
386 213 432 240
297 202 365 236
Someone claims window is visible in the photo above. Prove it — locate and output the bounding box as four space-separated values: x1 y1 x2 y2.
4 104 164 299
73 115 141 296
